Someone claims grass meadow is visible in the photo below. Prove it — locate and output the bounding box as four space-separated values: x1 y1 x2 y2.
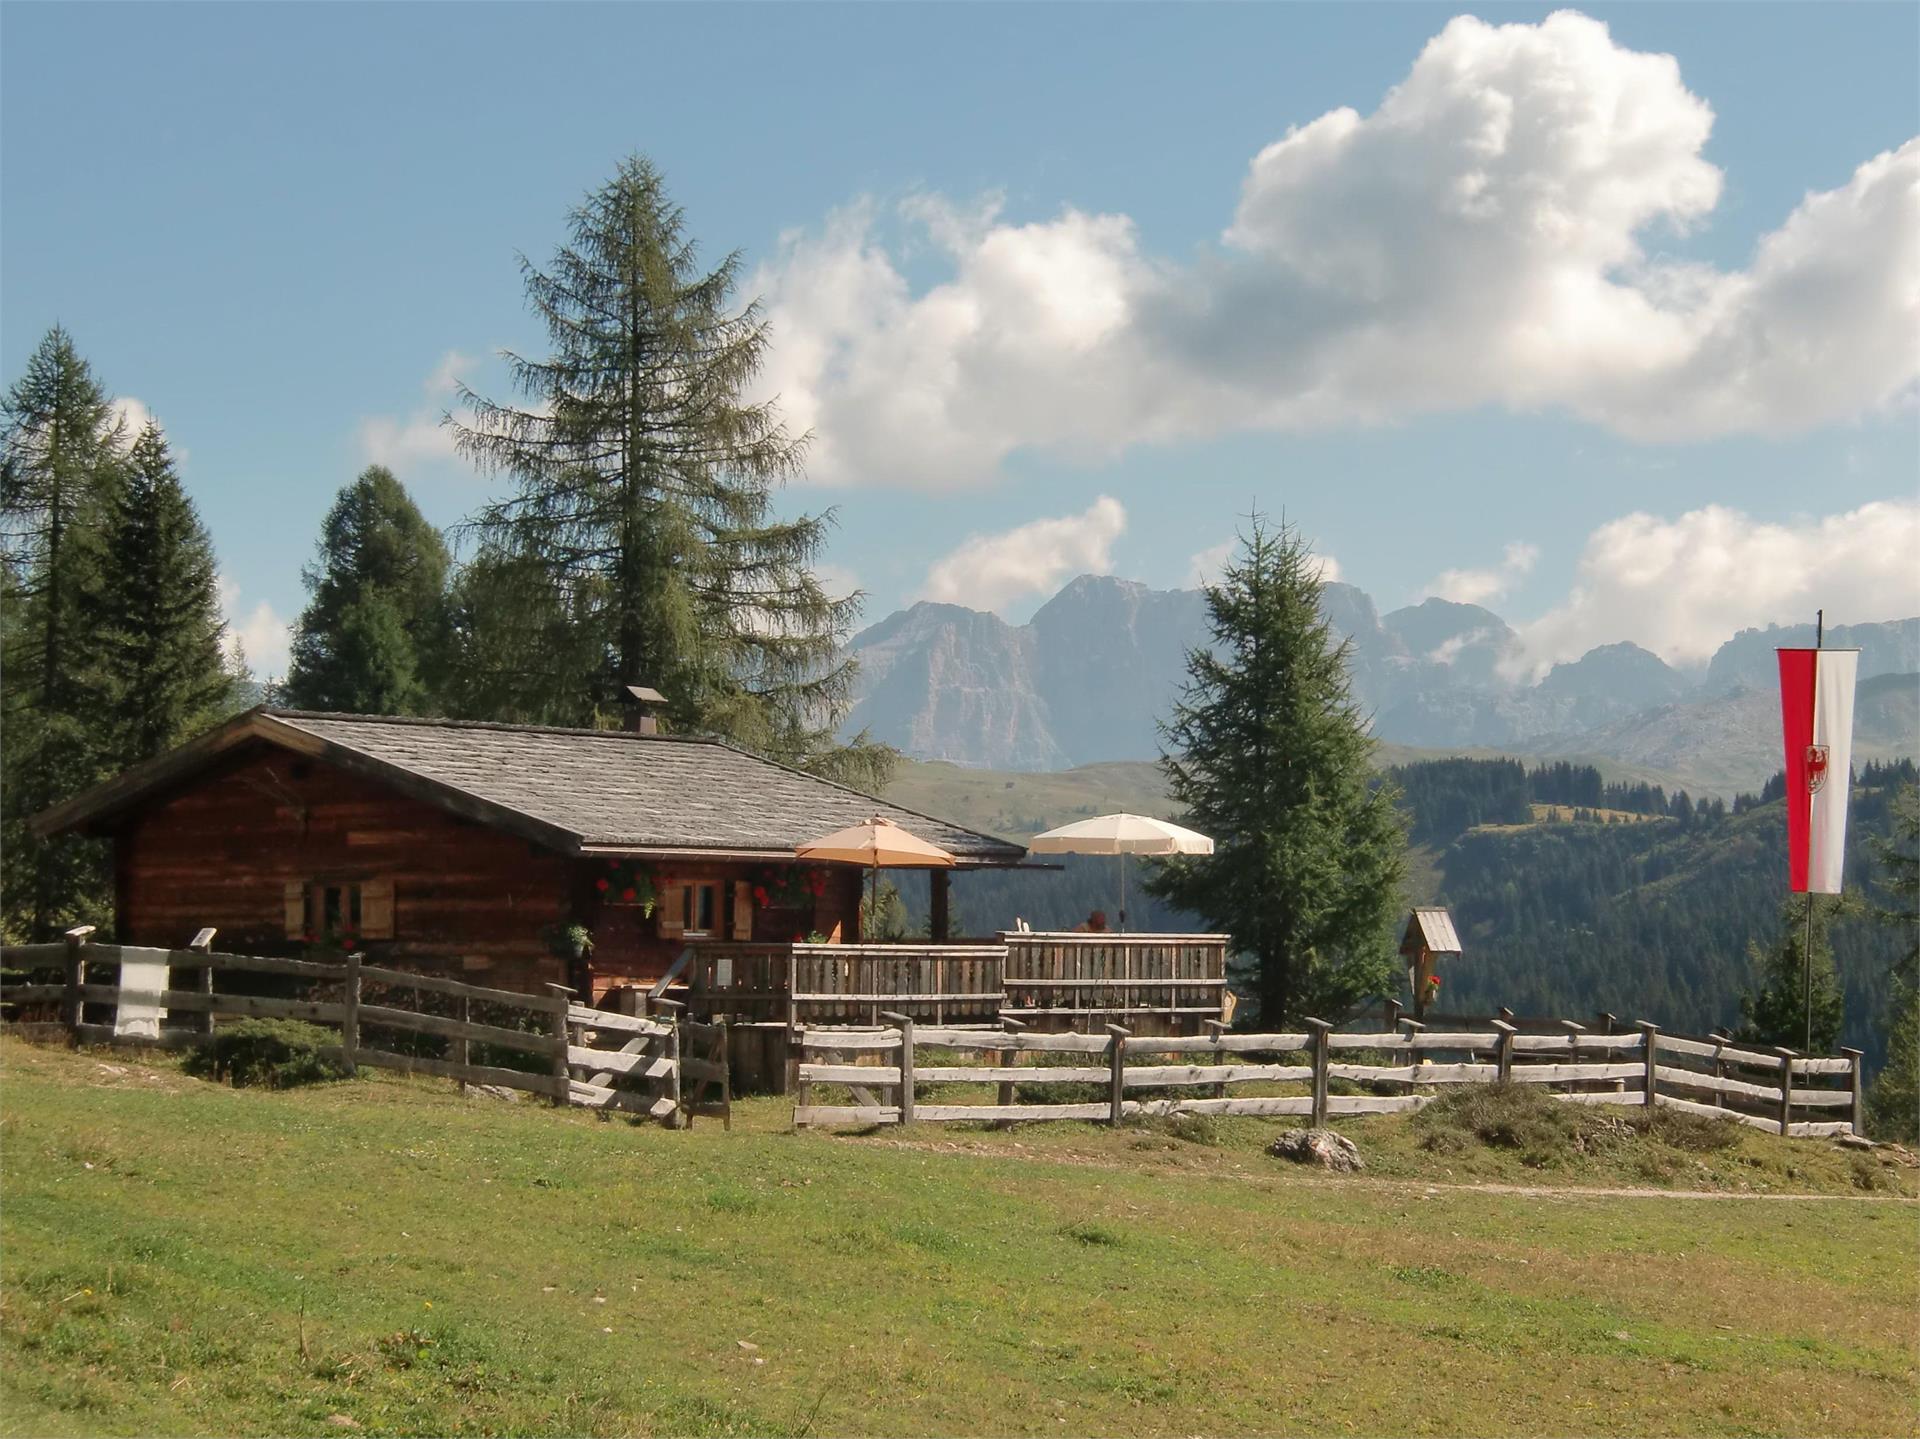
2 1036 1916 1437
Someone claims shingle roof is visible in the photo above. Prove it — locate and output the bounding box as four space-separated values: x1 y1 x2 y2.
1401 907 1462 955
265 710 1020 858
53 707 1007 862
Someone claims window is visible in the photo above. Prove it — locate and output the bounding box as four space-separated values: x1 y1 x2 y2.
682 881 720 937
283 877 394 942
311 882 362 940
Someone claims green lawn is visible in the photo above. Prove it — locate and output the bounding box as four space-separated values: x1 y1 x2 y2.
3 1037 1916 1437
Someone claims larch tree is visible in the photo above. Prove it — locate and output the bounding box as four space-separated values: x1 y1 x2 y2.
284 466 450 714
450 154 890 787
0 327 125 938
80 421 236 767
1147 514 1405 1026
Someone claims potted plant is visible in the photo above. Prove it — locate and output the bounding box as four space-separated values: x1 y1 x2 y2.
545 923 595 962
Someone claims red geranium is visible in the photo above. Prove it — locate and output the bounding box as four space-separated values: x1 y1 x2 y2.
622 886 637 901
753 886 769 904
595 877 610 892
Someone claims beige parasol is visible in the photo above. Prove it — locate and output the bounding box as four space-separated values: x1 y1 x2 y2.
796 815 955 934
1026 813 1214 932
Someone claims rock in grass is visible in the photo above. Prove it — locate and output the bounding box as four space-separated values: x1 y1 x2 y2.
1267 1128 1363 1172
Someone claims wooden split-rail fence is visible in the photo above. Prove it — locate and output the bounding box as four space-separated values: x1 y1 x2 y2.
791 1012 1864 1136
1 928 729 1128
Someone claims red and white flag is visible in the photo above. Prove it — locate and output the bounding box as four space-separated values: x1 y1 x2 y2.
1776 647 1860 894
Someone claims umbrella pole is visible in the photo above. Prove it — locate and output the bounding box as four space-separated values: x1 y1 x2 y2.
1119 851 1127 933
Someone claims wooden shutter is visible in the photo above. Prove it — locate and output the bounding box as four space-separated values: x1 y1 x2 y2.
732 881 754 940
657 881 685 939
283 879 306 938
360 877 395 940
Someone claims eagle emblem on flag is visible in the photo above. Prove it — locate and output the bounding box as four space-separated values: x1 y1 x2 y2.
1805 744 1830 794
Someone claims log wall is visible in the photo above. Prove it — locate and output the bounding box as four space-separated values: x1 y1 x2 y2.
113 748 573 993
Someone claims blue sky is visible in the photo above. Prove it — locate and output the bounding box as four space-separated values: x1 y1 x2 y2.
4 2 1916 680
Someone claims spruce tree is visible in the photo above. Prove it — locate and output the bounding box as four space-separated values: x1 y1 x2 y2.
1148 514 1405 1025
1737 895 1846 1053
452 154 889 786
0 328 125 938
284 466 450 713
436 541 606 725
1867 784 1919 1139
80 421 235 766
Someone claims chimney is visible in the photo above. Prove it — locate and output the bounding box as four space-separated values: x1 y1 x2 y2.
622 684 666 736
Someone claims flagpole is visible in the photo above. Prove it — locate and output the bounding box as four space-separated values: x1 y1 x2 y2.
1805 608 1822 1052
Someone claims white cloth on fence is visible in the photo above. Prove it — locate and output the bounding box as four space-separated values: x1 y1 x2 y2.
113 954 168 1040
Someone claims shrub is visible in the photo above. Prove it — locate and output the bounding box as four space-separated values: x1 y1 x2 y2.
1413 1082 1587 1166
1627 1105 1742 1153
183 1019 352 1089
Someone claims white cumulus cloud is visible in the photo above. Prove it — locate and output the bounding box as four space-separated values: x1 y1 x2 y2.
1426 541 1540 606
923 496 1127 613
219 576 293 683
357 350 474 469
1515 499 1920 673
749 11 1919 490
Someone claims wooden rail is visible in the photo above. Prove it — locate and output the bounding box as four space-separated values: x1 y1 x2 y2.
791 1013 1863 1134
0 931 725 1127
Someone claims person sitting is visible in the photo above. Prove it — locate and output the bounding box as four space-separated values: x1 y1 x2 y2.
1083 909 1109 933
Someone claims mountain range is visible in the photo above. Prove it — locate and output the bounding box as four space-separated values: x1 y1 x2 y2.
845 575 1919 795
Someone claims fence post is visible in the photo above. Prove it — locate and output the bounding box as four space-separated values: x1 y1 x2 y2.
1599 1011 1617 1035
1840 1047 1864 1137
883 1011 915 1124
1635 1020 1659 1109
1383 998 1402 1033
455 994 471 1095
60 925 95 1036
1558 1018 1587 1092
1204 1018 1228 1100
1105 1024 1130 1126
1708 1028 1731 1110
666 1017 684 1129
791 1024 810 1124
340 951 361 1077
1772 1046 1796 1137
996 1014 1025 1128
1306 1017 1331 1127
1492 1019 1516 1083
545 984 572 1108
188 928 217 1038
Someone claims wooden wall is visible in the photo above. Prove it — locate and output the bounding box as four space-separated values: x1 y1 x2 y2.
114 747 573 993
581 862 864 1001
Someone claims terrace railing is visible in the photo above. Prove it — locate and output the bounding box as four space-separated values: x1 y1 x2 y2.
685 941 1008 1026
1000 931 1228 1031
